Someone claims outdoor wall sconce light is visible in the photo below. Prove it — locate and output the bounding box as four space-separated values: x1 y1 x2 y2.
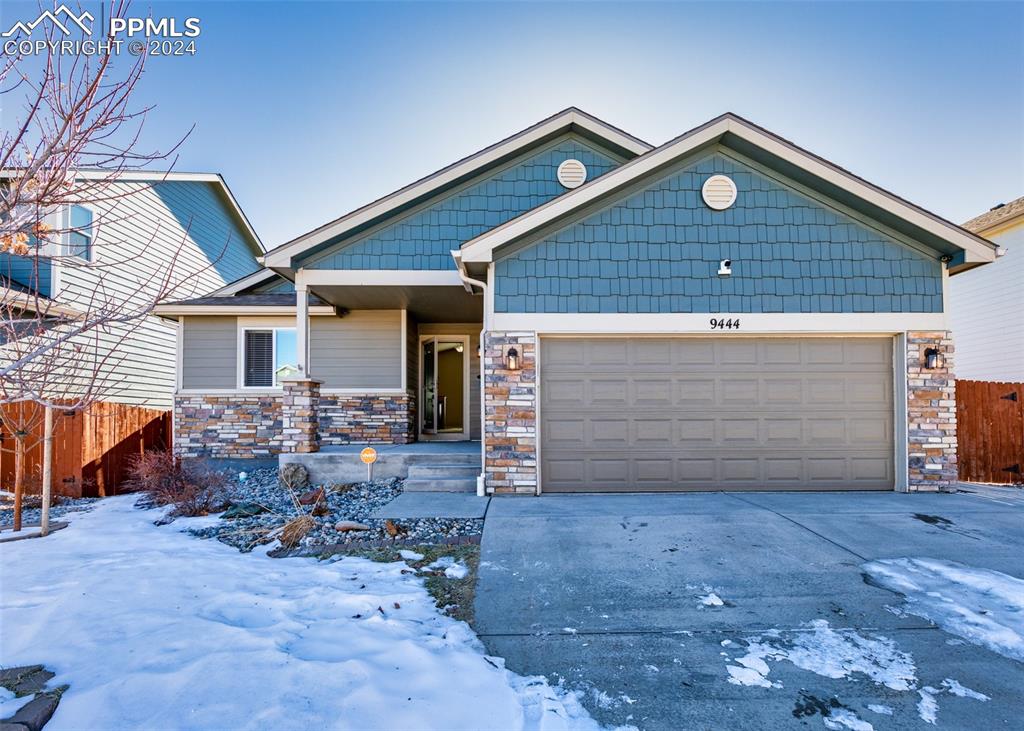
924 347 945 370
505 346 521 371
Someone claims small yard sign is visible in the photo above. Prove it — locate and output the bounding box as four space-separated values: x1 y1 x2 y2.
360 447 377 481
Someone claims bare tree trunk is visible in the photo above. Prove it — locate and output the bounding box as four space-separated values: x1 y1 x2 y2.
13 436 24 532
41 407 53 536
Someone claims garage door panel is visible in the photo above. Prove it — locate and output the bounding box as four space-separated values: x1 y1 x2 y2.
722 379 759 403
541 337 894 492
676 379 716 405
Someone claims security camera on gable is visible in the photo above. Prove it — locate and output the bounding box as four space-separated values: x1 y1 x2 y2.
718 259 732 276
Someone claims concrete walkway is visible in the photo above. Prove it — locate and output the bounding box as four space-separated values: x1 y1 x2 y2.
473 490 1024 730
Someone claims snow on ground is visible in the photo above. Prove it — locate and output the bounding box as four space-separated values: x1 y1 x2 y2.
724 620 917 691
0 496 622 731
863 557 1024 662
821 708 874 731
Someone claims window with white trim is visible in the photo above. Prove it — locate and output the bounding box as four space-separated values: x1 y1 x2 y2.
65 205 93 259
242 328 298 387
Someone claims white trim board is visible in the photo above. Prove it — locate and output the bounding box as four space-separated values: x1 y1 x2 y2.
154 305 336 317
492 312 947 333
295 269 464 287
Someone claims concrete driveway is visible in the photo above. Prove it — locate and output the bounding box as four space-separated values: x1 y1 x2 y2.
473 486 1024 730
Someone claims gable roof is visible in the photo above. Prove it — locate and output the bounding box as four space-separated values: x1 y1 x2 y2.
459 113 999 273
0 168 265 258
261 108 652 269
962 195 1024 235
212 267 287 296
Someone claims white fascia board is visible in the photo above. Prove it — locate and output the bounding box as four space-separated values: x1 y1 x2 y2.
153 304 336 318
461 116 997 265
213 268 282 296
295 269 464 287
492 312 948 333
262 110 651 268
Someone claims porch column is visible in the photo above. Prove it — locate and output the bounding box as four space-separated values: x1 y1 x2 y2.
296 282 310 377
280 377 322 453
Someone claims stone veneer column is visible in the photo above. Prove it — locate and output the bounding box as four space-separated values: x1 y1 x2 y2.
483 332 537 495
280 377 322 453
906 331 957 492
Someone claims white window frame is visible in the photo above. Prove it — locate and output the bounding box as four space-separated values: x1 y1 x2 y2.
64 204 94 261
237 324 297 390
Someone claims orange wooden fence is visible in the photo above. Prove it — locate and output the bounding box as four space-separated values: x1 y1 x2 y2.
956 380 1024 485
0 402 171 498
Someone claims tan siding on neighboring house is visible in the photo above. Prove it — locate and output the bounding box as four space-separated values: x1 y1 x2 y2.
311 311 402 389
418 323 482 440
182 317 237 389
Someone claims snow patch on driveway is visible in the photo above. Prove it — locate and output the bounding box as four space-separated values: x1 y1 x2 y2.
863 557 1024 662
724 620 916 691
0 496 616 731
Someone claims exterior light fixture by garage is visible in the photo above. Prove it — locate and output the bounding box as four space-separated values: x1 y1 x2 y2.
505 346 521 371
924 347 945 370
557 159 587 189
702 174 738 210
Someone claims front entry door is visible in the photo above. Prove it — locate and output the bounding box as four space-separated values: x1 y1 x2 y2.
420 336 469 440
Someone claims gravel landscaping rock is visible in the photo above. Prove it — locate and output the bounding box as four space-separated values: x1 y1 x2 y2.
0 497 98 528
182 468 484 553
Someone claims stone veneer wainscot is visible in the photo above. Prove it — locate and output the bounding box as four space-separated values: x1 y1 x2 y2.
320 392 415 445
174 391 414 457
174 394 282 458
483 332 537 494
906 330 957 492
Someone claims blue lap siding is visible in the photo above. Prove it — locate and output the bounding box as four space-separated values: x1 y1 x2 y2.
494 154 944 314
304 138 621 271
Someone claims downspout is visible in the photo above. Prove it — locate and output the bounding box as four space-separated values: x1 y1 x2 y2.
452 250 488 497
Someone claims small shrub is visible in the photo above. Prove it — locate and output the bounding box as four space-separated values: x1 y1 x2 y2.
126 451 227 517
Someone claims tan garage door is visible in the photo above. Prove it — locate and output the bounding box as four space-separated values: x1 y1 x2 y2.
540 337 894 492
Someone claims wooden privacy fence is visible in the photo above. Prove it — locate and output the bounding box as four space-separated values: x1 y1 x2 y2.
0 402 171 498
956 380 1024 485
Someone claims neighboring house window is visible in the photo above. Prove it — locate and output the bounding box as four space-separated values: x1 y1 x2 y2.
66 205 93 259
242 328 298 387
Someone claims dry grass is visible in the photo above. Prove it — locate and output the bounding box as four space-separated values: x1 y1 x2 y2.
279 514 315 549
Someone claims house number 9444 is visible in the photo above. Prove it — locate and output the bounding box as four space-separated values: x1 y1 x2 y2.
709 318 741 330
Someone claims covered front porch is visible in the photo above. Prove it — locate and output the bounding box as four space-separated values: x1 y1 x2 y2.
278 268 484 455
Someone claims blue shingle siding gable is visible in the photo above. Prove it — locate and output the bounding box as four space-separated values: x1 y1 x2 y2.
304 138 621 271
494 154 944 313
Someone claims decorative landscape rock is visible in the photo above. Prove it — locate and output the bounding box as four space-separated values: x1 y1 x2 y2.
298 487 324 506
180 469 483 553
221 502 267 519
3 693 61 731
0 498 97 529
0 665 64 731
278 463 310 491
335 521 370 532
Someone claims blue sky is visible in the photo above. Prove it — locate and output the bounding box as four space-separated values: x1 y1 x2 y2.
3 1 1023 249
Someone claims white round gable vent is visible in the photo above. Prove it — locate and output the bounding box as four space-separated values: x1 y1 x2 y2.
702 174 738 210
557 159 587 189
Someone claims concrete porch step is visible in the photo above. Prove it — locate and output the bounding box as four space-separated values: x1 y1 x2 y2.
405 452 480 466
407 463 481 480
403 477 478 493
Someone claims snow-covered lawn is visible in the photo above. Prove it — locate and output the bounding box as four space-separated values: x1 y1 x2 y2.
0 496 612 731
863 557 1024 662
